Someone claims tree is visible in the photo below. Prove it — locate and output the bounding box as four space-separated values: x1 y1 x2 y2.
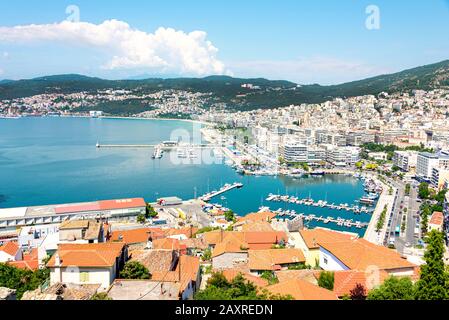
202 248 212 261
195 272 292 300
415 230 449 300
367 277 415 300
418 182 430 199
0 263 49 300
405 183 411 196
146 203 158 218
350 283 367 300
260 271 279 285
224 210 236 222
119 261 151 280
137 214 146 224
318 271 334 290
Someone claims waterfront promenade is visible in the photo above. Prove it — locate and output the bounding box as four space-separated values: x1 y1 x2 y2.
364 179 396 245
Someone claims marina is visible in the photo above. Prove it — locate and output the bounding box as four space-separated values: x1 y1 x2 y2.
272 208 369 229
265 194 376 214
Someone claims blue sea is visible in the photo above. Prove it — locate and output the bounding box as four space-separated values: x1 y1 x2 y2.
0 117 369 235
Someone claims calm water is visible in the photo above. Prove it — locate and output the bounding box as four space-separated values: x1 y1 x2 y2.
0 117 368 235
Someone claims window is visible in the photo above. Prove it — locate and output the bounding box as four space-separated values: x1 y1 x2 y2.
323 256 328 265
80 272 90 283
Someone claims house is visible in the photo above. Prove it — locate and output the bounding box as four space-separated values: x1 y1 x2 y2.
152 238 187 255
428 211 444 232
211 234 249 270
233 212 276 231
293 228 357 267
248 249 305 274
241 221 275 232
319 238 416 277
200 230 287 250
275 269 320 285
8 248 39 271
221 270 269 288
109 227 164 249
267 279 338 300
0 242 22 262
107 280 180 300
131 249 179 275
47 242 128 290
164 226 198 240
152 255 201 300
59 220 104 244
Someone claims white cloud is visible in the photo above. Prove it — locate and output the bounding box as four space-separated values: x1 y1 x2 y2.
229 57 392 85
0 20 229 76
2 52 9 58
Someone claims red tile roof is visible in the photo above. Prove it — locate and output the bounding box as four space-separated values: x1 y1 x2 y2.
320 238 415 271
99 198 146 210
429 211 444 226
0 241 20 257
8 259 39 271
47 243 125 268
110 228 164 244
268 279 338 300
248 249 305 271
333 270 389 297
299 228 357 249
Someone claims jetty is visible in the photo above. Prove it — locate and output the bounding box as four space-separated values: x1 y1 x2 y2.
266 194 376 214
200 182 244 202
273 208 369 229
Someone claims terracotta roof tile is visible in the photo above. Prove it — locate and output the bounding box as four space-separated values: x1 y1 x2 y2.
0 241 19 257
222 270 269 288
131 249 177 274
319 238 416 271
268 279 338 300
299 228 357 249
47 242 125 268
248 249 305 271
429 211 444 226
110 228 164 244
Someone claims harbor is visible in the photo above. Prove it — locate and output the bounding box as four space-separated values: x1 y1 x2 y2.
265 194 377 214
199 182 244 202
272 208 369 229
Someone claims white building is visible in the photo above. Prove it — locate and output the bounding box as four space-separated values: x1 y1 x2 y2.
417 151 449 180
0 242 23 262
393 151 418 172
47 242 128 290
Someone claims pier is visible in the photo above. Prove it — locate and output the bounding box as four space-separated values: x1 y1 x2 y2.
273 209 369 229
96 142 221 149
200 182 244 202
265 194 376 214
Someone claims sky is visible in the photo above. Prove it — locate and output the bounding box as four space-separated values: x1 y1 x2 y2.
0 0 448 84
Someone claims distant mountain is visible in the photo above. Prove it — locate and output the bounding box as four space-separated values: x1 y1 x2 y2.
1 60 448 111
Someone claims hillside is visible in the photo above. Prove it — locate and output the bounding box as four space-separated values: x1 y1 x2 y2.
1 60 448 111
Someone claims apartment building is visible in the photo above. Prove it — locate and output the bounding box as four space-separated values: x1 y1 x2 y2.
393 151 418 172
417 151 449 180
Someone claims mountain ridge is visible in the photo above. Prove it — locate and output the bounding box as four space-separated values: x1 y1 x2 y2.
1 59 449 112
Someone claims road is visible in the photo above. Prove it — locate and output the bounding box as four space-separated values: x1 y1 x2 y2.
384 177 421 254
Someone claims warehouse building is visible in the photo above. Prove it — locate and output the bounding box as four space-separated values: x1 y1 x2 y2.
0 198 146 229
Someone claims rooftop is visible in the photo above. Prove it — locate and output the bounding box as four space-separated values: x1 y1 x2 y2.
248 249 305 271
267 279 337 300
47 242 125 268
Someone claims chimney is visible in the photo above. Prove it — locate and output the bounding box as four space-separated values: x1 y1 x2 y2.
55 253 61 266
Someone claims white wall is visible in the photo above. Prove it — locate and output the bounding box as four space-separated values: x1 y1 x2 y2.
50 265 115 290
319 247 350 271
